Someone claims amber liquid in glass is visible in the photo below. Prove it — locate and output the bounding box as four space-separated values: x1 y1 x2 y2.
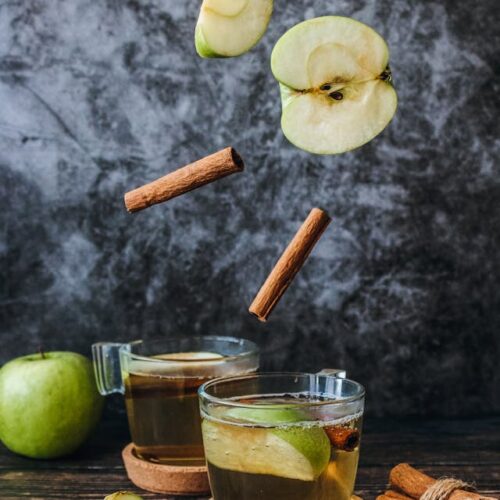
203 396 362 500
125 351 256 466
125 370 209 466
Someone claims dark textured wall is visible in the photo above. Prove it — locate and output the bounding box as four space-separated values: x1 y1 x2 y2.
1 1 499 417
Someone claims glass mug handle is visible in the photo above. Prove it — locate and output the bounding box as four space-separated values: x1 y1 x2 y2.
317 368 346 378
92 342 129 395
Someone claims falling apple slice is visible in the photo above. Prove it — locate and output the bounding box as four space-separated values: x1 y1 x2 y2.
271 16 398 154
195 0 273 58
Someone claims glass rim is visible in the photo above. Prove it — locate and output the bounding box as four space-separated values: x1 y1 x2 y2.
199 371 366 409
123 335 259 364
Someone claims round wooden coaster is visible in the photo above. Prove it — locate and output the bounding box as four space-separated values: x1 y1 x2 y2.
122 443 211 496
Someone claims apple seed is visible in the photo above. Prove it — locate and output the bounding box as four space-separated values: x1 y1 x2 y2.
380 66 392 82
329 91 343 101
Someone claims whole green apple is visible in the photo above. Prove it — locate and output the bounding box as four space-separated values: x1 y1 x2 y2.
0 351 104 458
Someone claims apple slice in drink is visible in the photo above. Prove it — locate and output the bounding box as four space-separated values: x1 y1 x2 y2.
126 351 226 379
202 408 331 481
154 352 224 362
271 16 398 154
195 0 273 58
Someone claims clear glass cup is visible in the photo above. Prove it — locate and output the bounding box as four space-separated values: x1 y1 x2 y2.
199 371 364 500
92 336 259 466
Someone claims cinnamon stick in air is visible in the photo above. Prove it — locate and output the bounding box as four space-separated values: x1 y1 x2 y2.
124 147 244 212
249 207 331 322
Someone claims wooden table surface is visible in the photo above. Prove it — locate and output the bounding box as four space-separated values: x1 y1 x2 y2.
0 416 498 499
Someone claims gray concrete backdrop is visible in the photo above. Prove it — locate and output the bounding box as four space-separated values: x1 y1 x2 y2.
1 0 499 416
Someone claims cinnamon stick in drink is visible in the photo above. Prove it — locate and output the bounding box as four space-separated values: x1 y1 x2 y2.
324 426 360 451
249 208 331 322
124 147 244 212
389 463 497 500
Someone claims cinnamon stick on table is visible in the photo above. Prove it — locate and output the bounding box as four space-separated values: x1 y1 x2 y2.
389 463 497 500
377 492 413 500
249 207 331 322
124 147 244 212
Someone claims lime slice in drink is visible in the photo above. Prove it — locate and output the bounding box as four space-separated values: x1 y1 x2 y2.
202 407 330 481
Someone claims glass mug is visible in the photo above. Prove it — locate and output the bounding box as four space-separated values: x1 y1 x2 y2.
92 336 259 466
199 370 364 500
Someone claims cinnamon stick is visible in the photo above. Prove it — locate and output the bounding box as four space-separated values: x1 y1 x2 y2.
249 208 331 322
124 147 244 212
325 426 360 451
390 463 497 500
377 492 413 500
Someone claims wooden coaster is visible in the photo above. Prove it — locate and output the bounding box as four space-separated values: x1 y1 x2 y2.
122 443 211 496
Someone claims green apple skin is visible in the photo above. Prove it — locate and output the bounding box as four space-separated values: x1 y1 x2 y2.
0 352 104 459
104 493 143 500
194 25 226 59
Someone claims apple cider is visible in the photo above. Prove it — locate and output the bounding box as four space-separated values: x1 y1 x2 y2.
199 374 365 500
125 368 210 465
123 347 258 466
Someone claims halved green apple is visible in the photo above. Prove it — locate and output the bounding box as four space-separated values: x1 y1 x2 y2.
195 0 273 58
271 16 398 154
